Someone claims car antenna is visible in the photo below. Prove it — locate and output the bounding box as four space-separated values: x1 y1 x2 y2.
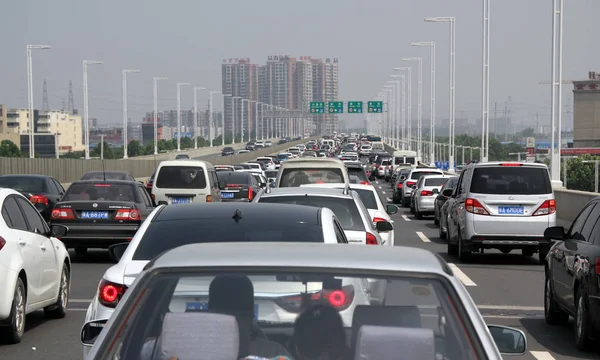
232 208 243 222
342 183 350 195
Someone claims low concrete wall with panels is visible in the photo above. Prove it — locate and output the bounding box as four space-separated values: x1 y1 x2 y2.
554 188 598 228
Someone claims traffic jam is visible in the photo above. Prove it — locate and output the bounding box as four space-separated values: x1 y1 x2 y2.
0 133 598 359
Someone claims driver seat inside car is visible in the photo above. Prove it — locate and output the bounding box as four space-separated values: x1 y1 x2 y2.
350 305 422 350
355 325 435 360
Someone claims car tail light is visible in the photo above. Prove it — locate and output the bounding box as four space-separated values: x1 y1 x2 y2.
366 232 378 245
500 163 522 167
94 184 111 187
0 237 5 251
533 200 556 216
206 195 213 202
248 189 253 201
372 217 386 227
397 183 403 189
226 184 242 188
99 279 127 308
596 258 600 275
29 195 49 206
465 198 489 215
115 209 141 221
151 194 155 201
51 208 75 220
360 181 370 185
274 285 355 313
406 181 416 187
421 190 434 196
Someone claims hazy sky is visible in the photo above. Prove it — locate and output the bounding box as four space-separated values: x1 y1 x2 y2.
2 0 598 130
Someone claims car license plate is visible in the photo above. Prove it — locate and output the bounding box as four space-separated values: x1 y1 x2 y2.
185 302 259 319
171 197 192 204
81 211 109 219
498 206 524 215
221 192 235 199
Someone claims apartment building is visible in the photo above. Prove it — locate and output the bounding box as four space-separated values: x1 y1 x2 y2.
222 58 259 137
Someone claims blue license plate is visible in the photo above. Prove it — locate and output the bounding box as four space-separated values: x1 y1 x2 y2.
171 197 192 204
498 206 524 215
185 302 258 320
81 211 109 219
221 192 235 199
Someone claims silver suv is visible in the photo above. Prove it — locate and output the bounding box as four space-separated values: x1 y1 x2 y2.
445 162 556 262
400 167 444 207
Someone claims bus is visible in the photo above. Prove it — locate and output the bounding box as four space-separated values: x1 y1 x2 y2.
393 150 419 168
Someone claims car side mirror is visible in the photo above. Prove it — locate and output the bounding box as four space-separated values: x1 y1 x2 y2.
432 188 439 194
442 188 453 197
375 220 393 232
50 224 68 238
385 204 399 215
108 242 129 262
81 319 108 347
544 226 565 241
487 325 527 355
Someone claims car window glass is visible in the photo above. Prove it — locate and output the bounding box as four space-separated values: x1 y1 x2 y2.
333 218 347 243
139 187 152 207
3 197 27 231
425 178 449 187
53 179 65 194
280 168 344 187
62 183 136 202
0 176 47 193
16 197 47 234
155 166 207 189
211 171 219 188
568 203 596 240
46 178 60 194
577 203 600 242
470 166 552 195
2 204 13 228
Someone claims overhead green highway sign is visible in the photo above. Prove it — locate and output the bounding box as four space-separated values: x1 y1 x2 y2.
309 102 325 114
348 101 363 113
328 101 343 113
367 101 383 113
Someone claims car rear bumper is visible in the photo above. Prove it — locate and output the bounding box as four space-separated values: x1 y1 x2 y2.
54 223 139 248
468 213 555 237
417 197 435 212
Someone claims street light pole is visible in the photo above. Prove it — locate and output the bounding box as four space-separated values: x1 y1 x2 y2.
122 69 140 159
83 60 103 160
176 82 191 152
402 57 423 160
232 96 241 143
550 0 564 184
26 45 51 158
222 94 231 146
208 91 219 147
241 99 248 142
412 42 436 163
481 2 490 161
193 87 207 149
153 77 168 155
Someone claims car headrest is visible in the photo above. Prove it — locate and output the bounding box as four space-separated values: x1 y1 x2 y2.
158 312 239 360
354 325 435 360
351 305 422 349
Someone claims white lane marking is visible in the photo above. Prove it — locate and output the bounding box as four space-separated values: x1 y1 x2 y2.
530 351 557 360
70 299 93 303
68 308 88 312
387 198 392 202
378 186 382 189
416 231 430 243
448 263 477 287
382 191 386 194
477 305 544 311
401 215 411 221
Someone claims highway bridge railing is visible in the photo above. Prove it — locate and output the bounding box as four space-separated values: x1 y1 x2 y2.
0 137 316 186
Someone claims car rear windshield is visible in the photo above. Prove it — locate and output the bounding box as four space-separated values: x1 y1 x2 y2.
353 189 378 209
410 171 442 180
0 176 47 194
381 160 390 166
155 166 207 189
258 196 365 231
347 167 368 182
217 172 252 185
425 178 448 186
132 219 324 260
470 166 552 195
81 172 131 180
279 168 345 187
62 183 136 202
264 171 278 178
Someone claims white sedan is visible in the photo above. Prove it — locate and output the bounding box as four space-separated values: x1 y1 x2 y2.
0 188 71 343
301 183 398 246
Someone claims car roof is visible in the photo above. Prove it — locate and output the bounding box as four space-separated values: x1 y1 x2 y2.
301 183 375 192
84 170 131 175
470 161 549 169
158 160 215 169
152 202 323 224
262 186 354 199
70 180 138 185
0 174 53 179
149 242 450 276
420 174 454 180
344 162 364 168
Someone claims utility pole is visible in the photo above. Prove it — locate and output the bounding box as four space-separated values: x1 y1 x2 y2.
503 101 508 142
493 101 497 140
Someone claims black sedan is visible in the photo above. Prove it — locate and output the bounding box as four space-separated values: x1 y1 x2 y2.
50 180 155 254
433 177 459 226
216 172 262 202
0 174 65 222
81 171 135 181
221 147 235 156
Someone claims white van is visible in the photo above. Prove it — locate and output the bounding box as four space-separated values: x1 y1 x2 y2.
152 160 221 205
393 150 419 169
275 158 349 187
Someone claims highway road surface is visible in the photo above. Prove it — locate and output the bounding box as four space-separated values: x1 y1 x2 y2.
0 180 597 359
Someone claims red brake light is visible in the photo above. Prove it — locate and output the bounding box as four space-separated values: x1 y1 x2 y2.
226 184 242 188
406 181 416 187
98 279 127 308
397 183 403 189
465 198 489 215
274 285 355 313
0 237 5 251
360 181 370 185
500 163 522 167
115 209 141 221
29 195 49 206
51 208 75 220
379 166 383 170
596 258 600 275
421 190 434 196
248 188 253 201
94 184 111 187
533 200 556 216
366 232 378 245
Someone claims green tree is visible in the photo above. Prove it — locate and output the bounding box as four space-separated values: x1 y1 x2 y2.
564 155 599 192
91 141 115 159
0 140 22 157
143 141 155 155
180 137 193 149
127 140 142 157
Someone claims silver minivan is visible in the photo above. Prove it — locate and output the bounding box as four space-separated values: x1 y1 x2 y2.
446 162 555 262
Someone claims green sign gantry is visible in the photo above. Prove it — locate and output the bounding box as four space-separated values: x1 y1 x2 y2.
328 101 343 113
367 101 383 113
348 101 363 113
309 102 325 114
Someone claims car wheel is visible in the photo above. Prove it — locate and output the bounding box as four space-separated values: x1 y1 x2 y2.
44 264 69 319
415 206 423 220
522 249 535 257
544 275 569 326
0 277 26 344
457 232 470 262
402 198 409 208
434 208 439 226
575 287 594 351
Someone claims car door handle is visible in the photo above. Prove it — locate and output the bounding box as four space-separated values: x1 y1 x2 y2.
18 240 26 246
